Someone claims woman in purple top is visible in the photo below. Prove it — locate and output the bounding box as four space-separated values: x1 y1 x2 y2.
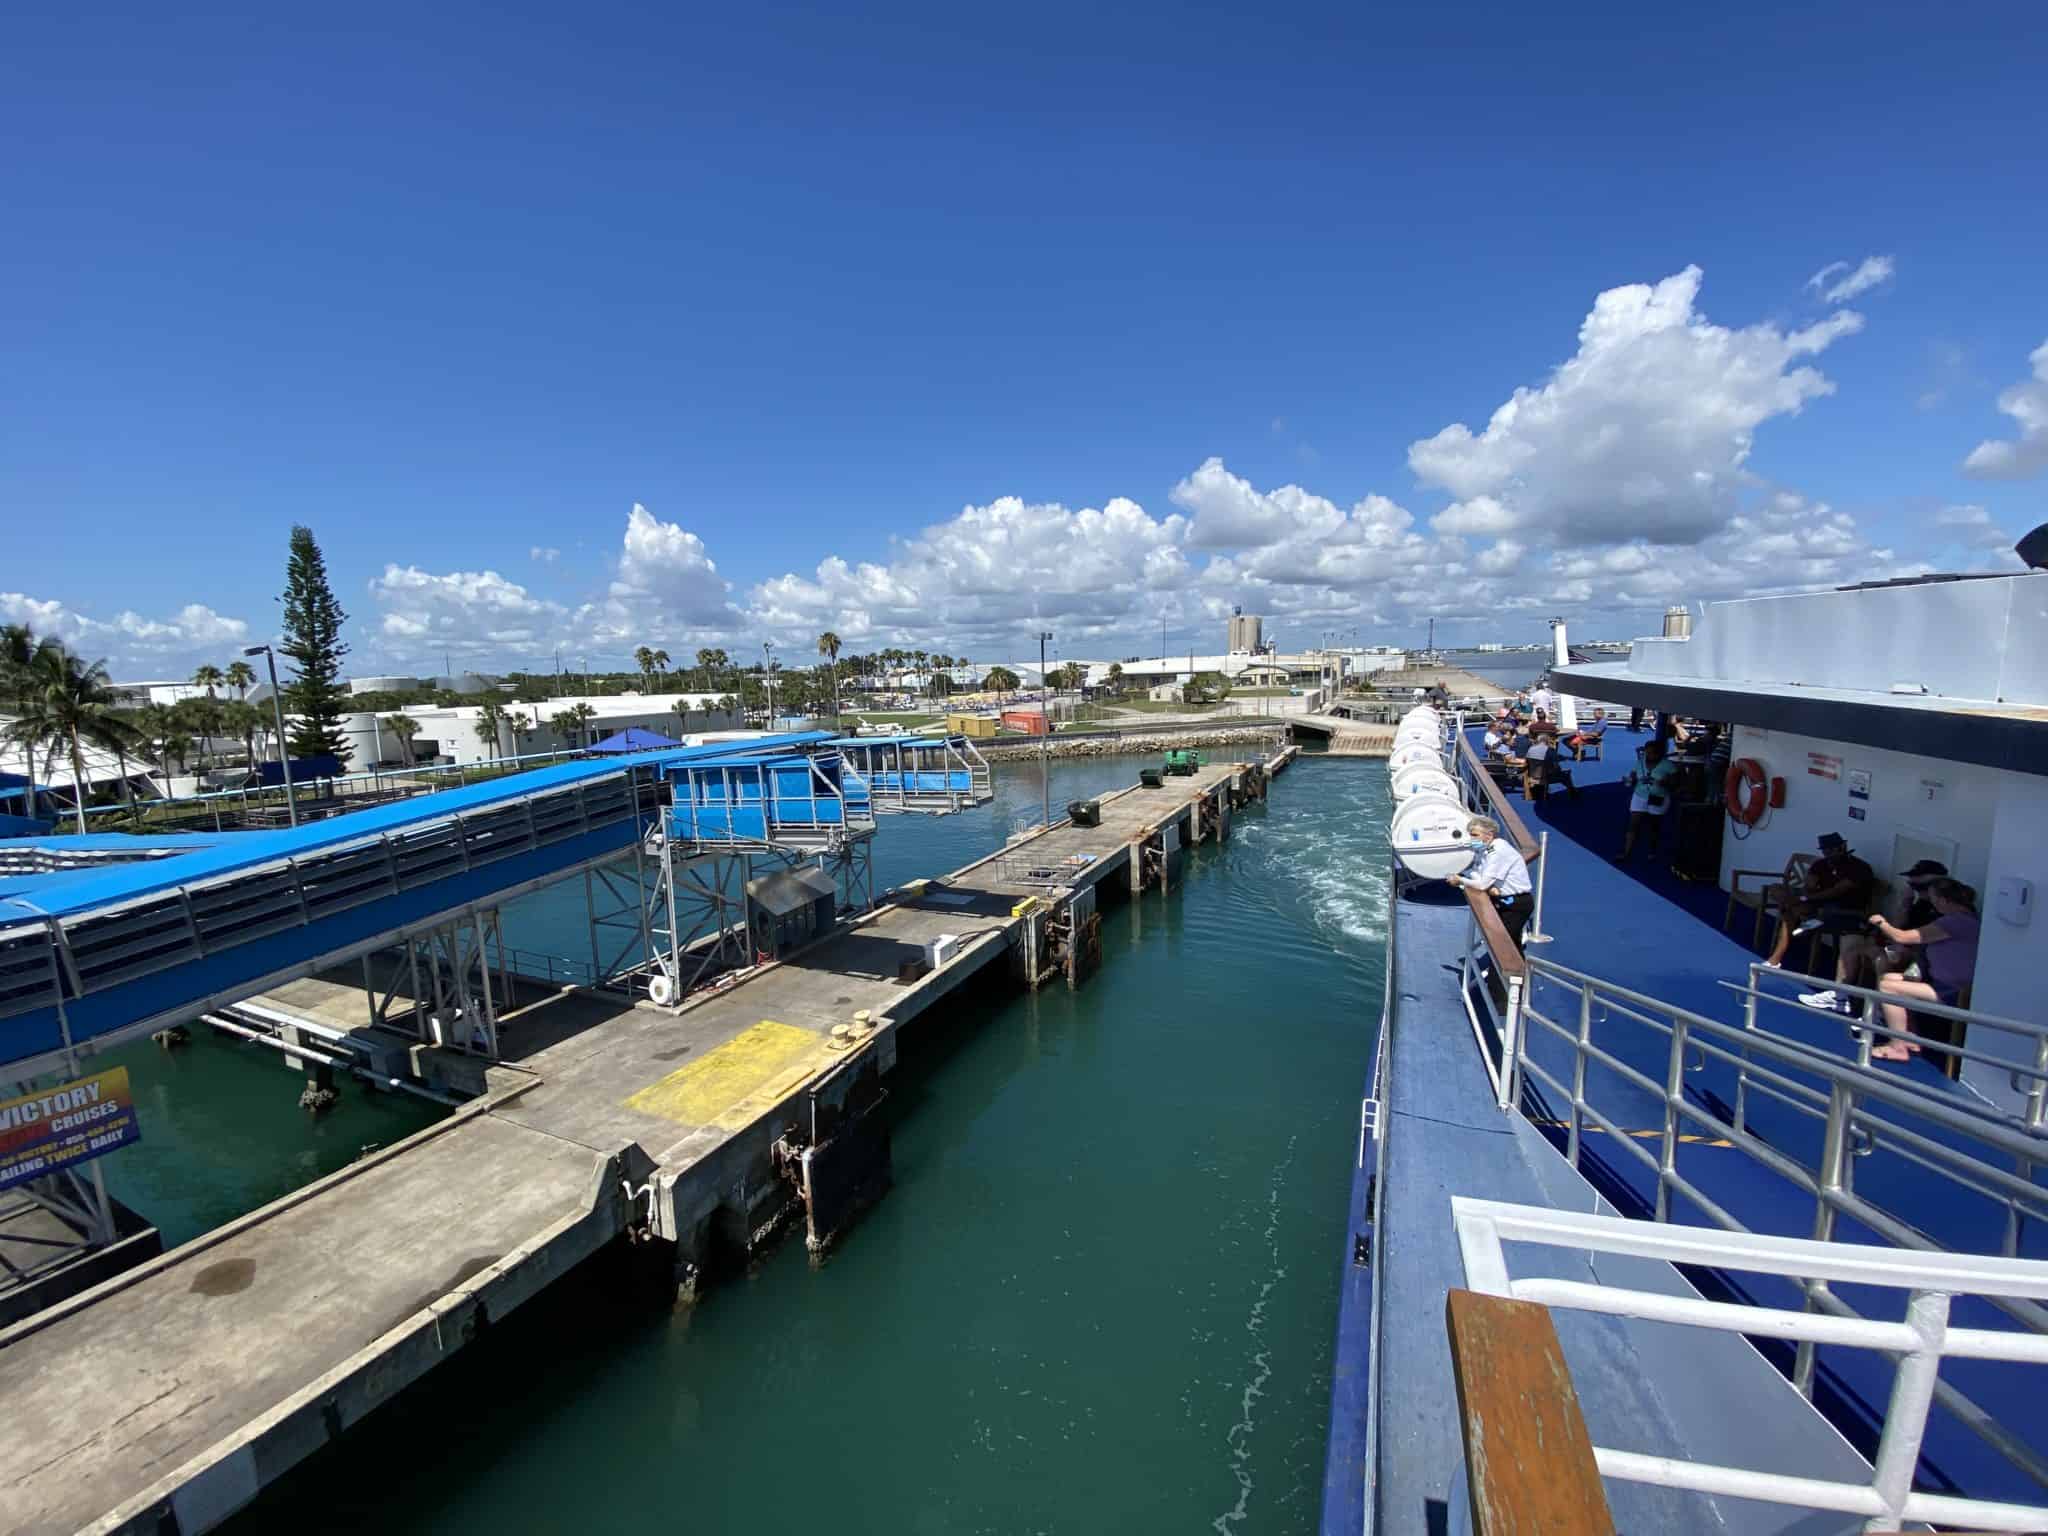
1869 879 1981 1062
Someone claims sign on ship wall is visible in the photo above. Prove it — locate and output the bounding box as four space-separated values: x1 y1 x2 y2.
0 1067 141 1192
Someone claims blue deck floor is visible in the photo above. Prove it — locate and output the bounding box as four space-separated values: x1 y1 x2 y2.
1345 892 1873 1535
1473 725 2048 1507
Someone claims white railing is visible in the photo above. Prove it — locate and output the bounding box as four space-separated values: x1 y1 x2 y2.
1503 954 2048 1497
1454 1196 2048 1533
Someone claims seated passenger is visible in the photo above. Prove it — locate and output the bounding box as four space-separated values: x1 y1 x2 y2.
1869 880 1980 1061
1799 860 1947 1015
1763 832 1876 969
1521 731 1578 800
1565 708 1608 759
1482 724 1508 759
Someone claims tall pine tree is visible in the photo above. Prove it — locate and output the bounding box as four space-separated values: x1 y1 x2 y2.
279 524 354 763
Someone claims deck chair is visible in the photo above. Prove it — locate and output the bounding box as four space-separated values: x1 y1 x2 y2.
1724 852 1814 951
1572 726 1607 761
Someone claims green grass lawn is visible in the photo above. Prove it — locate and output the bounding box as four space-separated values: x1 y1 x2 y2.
1106 698 1223 713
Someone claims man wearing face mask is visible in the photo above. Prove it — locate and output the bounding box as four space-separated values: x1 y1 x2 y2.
1446 815 1533 949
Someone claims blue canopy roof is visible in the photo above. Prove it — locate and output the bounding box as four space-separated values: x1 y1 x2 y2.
586 727 684 753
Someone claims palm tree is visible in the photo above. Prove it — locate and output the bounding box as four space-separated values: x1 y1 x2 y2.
2 623 53 795
160 731 193 780
650 647 670 686
1106 662 1124 698
550 703 598 749
222 700 262 771
192 663 225 698
4 641 135 833
384 713 423 765
816 631 842 724
472 697 507 760
172 697 222 777
225 659 256 699
634 646 657 692
133 703 178 799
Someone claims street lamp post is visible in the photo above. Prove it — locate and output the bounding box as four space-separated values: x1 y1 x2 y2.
763 642 777 727
1037 630 1053 829
243 643 298 828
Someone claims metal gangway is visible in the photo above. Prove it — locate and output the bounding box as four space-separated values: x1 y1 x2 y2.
0 731 896 1299
827 734 992 814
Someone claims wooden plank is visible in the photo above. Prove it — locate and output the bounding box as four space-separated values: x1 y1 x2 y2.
1446 1287 1613 1536
1463 887 1526 981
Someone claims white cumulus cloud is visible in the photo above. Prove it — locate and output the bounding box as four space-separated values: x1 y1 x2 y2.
1961 339 2048 481
748 494 1193 654
0 593 249 672
1806 255 1895 305
1407 266 1863 547
368 565 571 659
530 545 560 563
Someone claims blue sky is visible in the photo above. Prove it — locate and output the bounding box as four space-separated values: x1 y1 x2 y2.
4 0 2045 675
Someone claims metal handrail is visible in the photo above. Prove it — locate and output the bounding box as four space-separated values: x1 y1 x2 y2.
1731 963 2048 1128
1454 1196 2048 1533
1452 731 1539 863
74 746 595 829
1508 953 2048 1497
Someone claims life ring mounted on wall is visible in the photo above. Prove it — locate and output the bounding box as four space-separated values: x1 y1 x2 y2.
1726 758 1770 826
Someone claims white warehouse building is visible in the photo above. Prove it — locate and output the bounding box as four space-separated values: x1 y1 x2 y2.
340 692 742 768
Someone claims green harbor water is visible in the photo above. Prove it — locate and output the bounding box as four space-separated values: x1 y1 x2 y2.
105 752 1389 1534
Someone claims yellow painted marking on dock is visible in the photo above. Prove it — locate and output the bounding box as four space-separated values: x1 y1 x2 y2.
625 1020 823 1130
1530 1119 1733 1148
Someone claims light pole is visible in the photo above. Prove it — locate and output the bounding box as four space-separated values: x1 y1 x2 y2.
1037 630 1053 828
243 643 297 828
763 642 777 727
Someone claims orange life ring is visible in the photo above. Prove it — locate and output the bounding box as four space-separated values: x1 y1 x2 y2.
1726 758 1768 825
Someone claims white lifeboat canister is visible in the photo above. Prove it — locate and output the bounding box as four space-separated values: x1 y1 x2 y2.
1390 793 1477 880
1391 764 1462 803
1387 741 1442 774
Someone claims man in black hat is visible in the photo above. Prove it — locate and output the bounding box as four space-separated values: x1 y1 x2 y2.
1764 831 1876 970
1799 860 1946 1014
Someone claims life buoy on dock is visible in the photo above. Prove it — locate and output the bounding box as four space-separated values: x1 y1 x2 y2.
1726 758 1769 825
647 971 676 1007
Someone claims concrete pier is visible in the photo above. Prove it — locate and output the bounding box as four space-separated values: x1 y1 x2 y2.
0 749 1295 1536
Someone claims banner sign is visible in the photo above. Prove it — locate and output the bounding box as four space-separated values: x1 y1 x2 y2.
0 1067 141 1192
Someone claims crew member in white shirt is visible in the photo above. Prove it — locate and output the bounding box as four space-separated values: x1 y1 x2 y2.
1530 682 1556 720
1446 815 1534 949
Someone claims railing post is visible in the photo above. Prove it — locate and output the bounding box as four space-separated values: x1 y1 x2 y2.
1498 975 1525 1112
1568 983 1592 1167
1795 1080 1854 1397
1656 1017 1687 1223
1868 1289 1950 1531
1523 831 1553 945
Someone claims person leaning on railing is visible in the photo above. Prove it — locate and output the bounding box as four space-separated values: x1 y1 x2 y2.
1868 877 1981 1062
1446 815 1534 950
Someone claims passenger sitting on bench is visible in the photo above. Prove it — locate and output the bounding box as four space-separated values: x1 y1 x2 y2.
1763 831 1875 969
1870 879 1980 1061
1483 724 1509 759
1522 730 1577 800
1565 709 1608 759
1799 859 1946 1016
